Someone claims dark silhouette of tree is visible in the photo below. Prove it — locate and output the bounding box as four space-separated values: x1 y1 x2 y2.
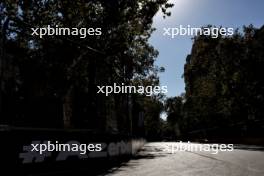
164 95 184 139
0 0 173 136
182 25 264 138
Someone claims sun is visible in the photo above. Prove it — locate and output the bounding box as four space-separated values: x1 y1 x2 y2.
153 0 192 26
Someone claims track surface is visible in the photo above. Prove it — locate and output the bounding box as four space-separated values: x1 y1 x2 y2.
106 142 264 176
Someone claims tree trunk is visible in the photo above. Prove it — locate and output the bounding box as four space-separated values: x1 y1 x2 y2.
0 18 9 124
63 86 73 128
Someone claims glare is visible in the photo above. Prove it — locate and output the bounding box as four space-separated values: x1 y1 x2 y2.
160 112 168 121
154 0 190 25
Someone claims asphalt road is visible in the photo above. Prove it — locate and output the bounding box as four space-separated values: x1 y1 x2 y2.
105 142 264 176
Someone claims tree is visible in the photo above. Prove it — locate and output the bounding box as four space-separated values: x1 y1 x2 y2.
183 25 264 138
164 95 184 139
0 0 173 135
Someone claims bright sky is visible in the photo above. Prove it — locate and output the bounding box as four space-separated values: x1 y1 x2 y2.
150 0 264 97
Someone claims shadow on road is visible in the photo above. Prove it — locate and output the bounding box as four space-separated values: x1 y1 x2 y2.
234 144 264 151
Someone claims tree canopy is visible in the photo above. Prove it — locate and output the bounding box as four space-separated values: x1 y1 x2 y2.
164 25 264 140
0 0 172 136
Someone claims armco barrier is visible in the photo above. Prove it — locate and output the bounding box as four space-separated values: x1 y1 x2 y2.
0 126 146 175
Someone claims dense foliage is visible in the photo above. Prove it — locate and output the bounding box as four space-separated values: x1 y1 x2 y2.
0 0 172 137
166 25 264 139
